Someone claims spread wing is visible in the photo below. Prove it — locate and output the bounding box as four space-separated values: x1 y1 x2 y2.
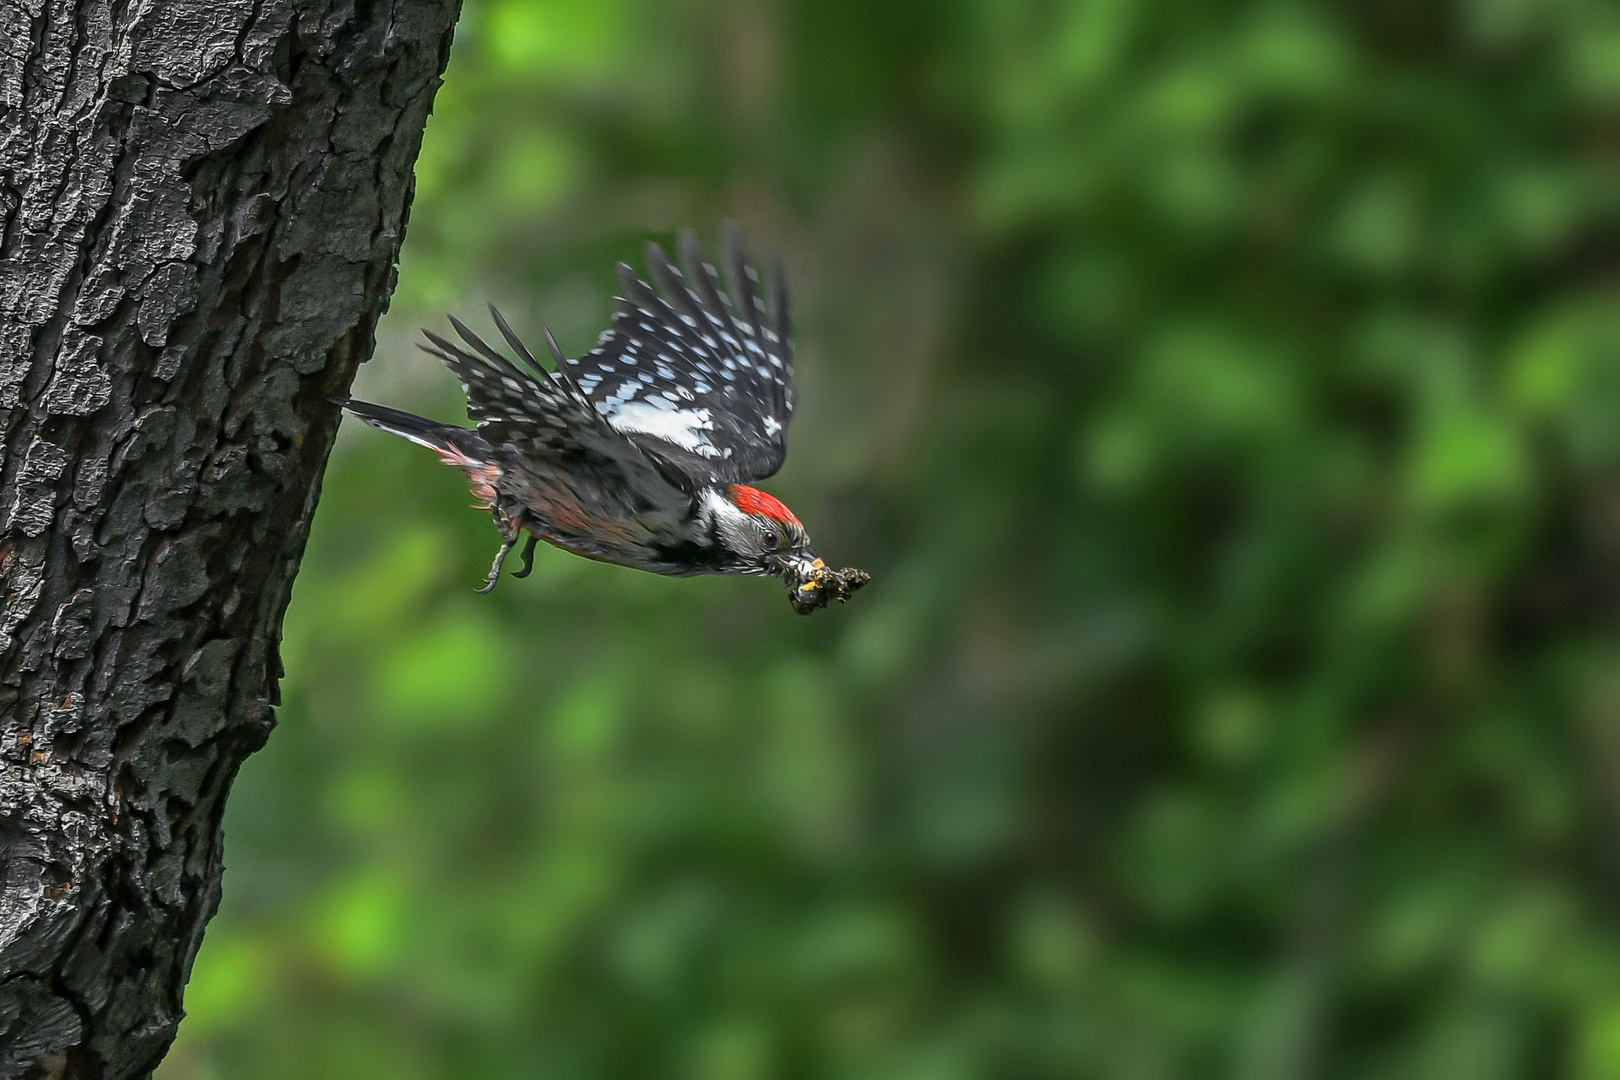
561 222 795 486
419 314 692 514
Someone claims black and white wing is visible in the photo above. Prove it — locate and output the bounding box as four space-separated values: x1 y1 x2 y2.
418 314 691 512
562 222 795 486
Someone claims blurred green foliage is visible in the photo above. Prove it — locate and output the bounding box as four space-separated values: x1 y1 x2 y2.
160 0 1620 1076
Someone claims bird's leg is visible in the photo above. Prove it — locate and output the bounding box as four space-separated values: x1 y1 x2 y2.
475 537 514 594
511 534 539 579
475 505 523 594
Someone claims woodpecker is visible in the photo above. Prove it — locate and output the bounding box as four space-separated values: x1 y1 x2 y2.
342 223 868 613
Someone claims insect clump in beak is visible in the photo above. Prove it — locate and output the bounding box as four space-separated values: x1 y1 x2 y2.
779 554 870 615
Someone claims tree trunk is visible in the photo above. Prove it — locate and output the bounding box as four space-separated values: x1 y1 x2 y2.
0 1 460 1075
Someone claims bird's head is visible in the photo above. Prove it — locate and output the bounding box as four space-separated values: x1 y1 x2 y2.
701 484 819 579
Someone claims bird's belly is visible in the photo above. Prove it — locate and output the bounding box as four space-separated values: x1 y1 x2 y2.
504 471 676 573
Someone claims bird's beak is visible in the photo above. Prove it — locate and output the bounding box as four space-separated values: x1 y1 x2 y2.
778 552 824 587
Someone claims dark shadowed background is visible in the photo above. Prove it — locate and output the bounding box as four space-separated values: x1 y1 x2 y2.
158 0 1620 1076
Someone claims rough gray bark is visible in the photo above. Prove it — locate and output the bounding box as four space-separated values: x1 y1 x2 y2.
0 1 460 1075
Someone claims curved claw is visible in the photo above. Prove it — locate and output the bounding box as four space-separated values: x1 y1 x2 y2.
475 537 515 594
511 535 539 579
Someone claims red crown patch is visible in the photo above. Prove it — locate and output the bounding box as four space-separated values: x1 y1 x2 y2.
727 484 800 527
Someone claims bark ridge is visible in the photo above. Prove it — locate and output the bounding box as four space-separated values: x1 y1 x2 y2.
0 1 460 1075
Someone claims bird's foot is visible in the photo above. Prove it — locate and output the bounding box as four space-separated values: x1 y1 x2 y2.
475 537 515 594
511 534 539 579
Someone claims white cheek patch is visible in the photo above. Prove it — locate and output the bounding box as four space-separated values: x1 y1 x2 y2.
700 488 757 553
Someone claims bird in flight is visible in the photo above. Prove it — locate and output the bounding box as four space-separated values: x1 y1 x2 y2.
342 223 868 613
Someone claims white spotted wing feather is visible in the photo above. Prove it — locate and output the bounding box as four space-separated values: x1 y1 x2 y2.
567 222 795 486
417 315 690 513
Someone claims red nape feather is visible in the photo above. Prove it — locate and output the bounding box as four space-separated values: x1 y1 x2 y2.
726 484 801 527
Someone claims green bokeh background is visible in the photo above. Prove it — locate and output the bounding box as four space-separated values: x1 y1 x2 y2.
160 1 1620 1076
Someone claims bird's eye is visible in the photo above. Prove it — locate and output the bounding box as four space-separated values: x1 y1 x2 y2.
761 530 779 549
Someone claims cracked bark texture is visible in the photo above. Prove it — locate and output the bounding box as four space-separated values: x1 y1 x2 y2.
0 1 460 1075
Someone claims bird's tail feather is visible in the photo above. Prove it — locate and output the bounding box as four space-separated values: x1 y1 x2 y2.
342 398 491 461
